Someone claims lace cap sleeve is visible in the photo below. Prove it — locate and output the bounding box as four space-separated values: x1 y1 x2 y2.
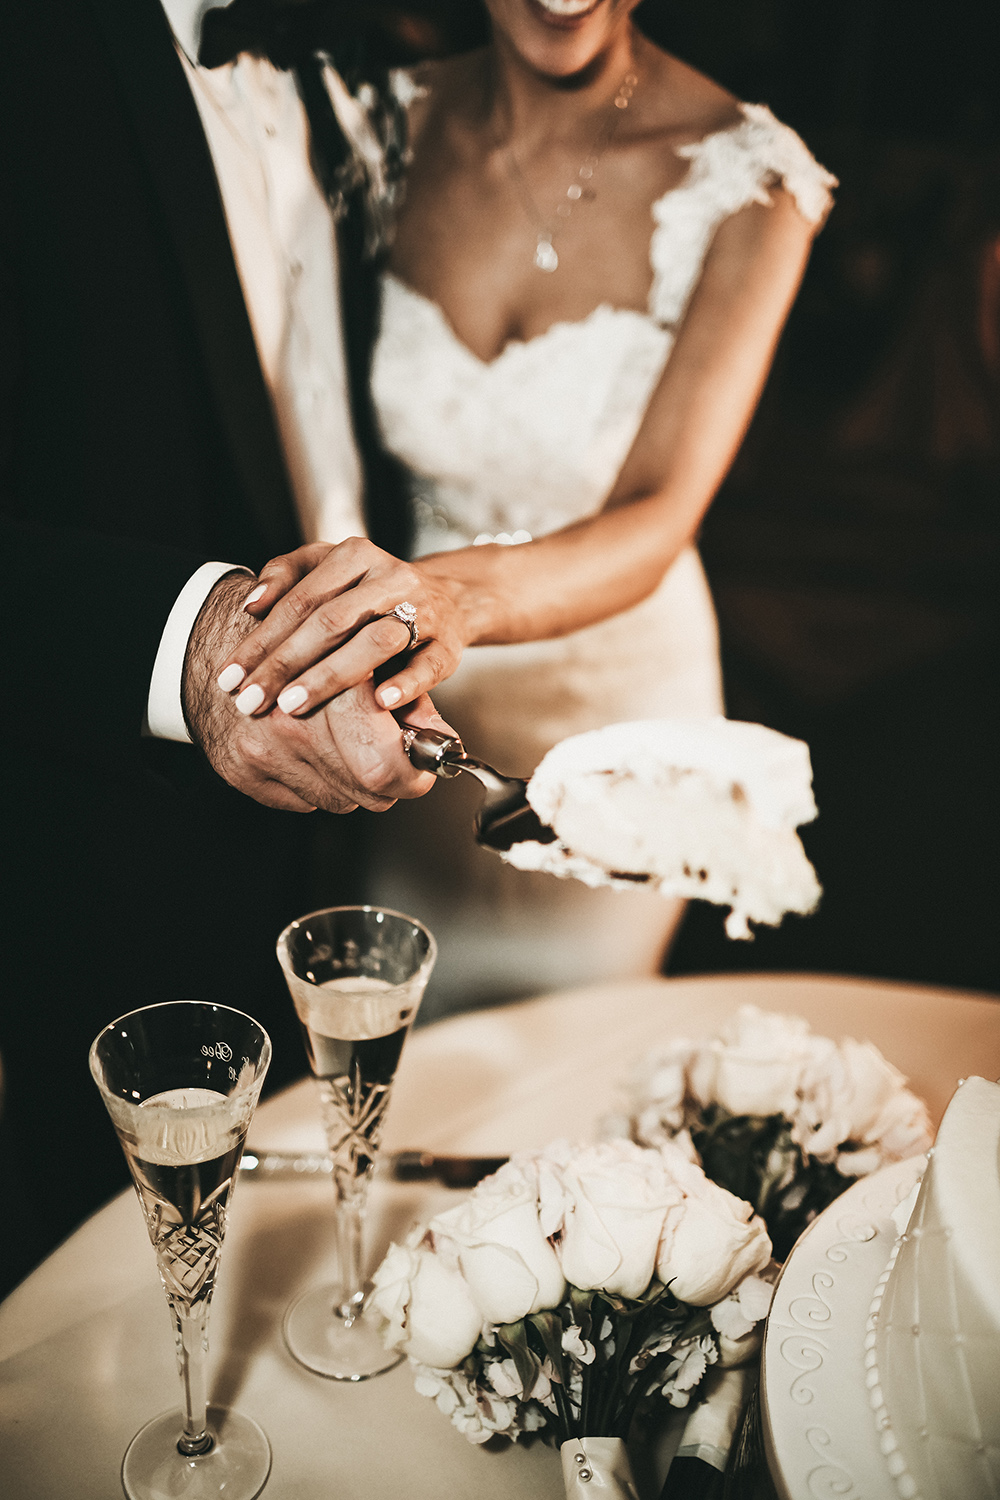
649 103 837 328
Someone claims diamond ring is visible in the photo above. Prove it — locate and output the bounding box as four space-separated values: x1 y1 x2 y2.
388 600 419 649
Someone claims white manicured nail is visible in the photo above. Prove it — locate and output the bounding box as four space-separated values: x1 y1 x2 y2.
217 663 246 693
244 584 266 608
379 686 402 708
234 683 265 715
277 685 309 714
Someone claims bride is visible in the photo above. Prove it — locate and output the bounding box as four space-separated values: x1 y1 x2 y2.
216 0 835 1014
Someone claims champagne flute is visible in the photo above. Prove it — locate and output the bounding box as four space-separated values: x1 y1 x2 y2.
89 1001 272 1500
276 905 436 1380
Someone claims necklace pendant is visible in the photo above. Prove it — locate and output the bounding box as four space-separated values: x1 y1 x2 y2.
535 237 559 273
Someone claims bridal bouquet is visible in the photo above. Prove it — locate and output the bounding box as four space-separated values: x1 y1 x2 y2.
619 1006 932 1260
370 1138 775 1497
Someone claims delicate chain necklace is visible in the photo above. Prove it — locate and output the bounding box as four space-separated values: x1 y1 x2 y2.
502 69 639 273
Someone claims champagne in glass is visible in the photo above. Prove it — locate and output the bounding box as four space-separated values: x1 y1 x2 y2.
276 905 436 1379
90 1002 271 1500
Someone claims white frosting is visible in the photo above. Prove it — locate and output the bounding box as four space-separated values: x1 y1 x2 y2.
504 718 821 938
870 1076 1000 1500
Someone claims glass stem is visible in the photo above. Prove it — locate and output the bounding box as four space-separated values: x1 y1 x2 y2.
331 1184 367 1324
171 1298 214 1456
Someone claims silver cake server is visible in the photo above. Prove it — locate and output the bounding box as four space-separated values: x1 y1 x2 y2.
401 725 558 852
402 724 653 882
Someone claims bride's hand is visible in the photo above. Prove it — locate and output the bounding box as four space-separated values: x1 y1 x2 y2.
214 536 468 718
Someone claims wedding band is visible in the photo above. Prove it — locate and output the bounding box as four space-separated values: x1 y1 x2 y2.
388 600 419 649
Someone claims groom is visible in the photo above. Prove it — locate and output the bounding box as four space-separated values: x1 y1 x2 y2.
0 0 430 1290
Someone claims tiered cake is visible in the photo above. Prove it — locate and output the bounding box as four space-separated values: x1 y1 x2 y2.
868 1075 1000 1500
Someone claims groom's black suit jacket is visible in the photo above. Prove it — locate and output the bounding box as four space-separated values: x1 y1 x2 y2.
0 0 395 1289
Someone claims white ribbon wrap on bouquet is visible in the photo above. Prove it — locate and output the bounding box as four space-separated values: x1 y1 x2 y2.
560 1437 640 1498
675 1365 753 1469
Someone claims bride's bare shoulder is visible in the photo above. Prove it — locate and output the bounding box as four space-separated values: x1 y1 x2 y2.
636 40 743 143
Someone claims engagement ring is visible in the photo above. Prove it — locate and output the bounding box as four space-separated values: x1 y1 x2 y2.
388 600 419 649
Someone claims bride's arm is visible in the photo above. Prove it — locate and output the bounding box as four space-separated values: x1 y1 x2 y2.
217 189 814 720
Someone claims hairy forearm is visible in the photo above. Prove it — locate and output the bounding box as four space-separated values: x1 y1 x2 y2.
183 571 261 763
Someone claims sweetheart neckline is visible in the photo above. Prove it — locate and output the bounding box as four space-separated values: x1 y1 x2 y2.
379 103 833 371
379 101 767 368
381 273 666 370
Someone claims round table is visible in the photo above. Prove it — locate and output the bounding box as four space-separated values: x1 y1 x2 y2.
1 973 996 1499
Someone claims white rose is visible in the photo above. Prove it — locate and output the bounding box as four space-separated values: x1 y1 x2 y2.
655 1145 772 1305
796 1036 919 1160
630 1039 697 1141
370 1240 481 1368
864 1086 932 1161
430 1158 566 1325
691 1007 813 1119
553 1139 683 1298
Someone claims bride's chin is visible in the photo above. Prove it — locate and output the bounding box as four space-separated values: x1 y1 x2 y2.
487 0 635 78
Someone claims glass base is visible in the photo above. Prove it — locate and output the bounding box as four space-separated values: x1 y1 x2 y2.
121 1406 271 1500
283 1283 403 1380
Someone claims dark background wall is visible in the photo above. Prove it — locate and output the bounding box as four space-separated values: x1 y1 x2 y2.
367 0 1000 993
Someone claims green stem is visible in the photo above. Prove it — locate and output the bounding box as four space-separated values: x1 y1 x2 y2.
580 1354 591 1437
552 1368 578 1441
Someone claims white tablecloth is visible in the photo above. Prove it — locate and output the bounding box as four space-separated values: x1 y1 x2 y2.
1 973 997 1499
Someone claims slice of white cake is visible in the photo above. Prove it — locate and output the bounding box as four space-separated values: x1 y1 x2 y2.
502 718 821 938
869 1075 1000 1500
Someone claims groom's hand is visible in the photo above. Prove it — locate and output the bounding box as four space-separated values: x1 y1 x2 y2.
183 573 444 813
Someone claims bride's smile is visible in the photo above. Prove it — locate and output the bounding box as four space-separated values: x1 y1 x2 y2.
485 0 641 80
528 0 610 27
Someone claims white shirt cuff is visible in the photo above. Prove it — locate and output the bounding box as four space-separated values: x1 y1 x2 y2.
146 561 253 742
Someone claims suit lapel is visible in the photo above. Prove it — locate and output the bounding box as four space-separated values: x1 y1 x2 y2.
85 0 301 556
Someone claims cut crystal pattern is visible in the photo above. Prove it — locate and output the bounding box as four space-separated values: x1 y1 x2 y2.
317 1067 394 1206
132 1170 232 1309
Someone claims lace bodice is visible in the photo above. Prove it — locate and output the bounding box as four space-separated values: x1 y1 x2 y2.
371 103 835 555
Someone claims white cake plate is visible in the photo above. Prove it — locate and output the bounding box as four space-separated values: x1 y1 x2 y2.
762 1154 926 1500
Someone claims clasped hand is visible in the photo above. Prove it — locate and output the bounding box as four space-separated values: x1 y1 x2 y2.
215 537 469 720
185 568 451 814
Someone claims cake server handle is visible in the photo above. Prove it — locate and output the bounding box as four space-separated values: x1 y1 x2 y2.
401 725 558 852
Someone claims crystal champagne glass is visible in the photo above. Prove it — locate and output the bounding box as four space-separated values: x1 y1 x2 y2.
89 1001 272 1500
276 905 436 1380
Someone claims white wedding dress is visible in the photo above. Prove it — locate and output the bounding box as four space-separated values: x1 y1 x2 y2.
366 104 835 1019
